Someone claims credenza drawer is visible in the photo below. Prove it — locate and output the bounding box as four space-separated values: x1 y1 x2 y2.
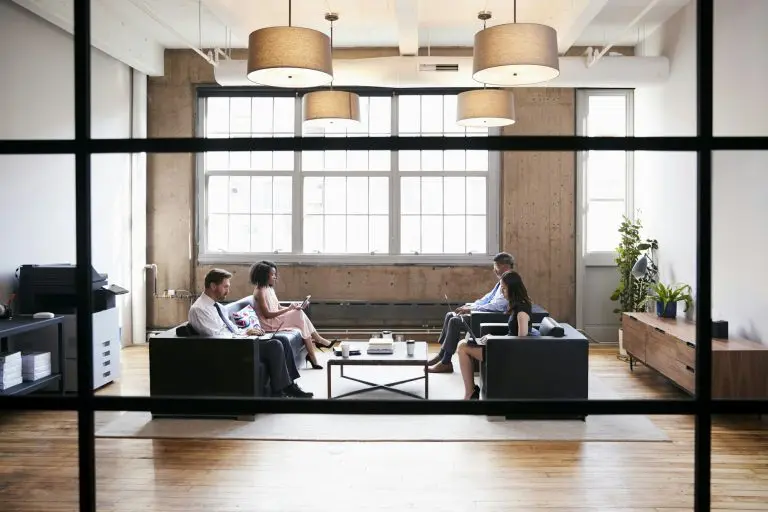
676 340 696 368
622 315 647 360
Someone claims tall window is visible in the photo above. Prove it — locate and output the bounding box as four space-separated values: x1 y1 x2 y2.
197 90 500 263
576 89 633 261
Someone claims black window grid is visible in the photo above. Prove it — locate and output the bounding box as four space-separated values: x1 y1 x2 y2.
0 1 767 511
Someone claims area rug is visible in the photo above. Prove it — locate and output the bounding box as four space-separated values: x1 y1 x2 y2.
95 354 670 442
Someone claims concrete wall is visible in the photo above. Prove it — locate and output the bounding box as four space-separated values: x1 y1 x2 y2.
146 49 576 328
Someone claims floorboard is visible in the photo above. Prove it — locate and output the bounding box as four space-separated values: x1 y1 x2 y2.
0 344 766 511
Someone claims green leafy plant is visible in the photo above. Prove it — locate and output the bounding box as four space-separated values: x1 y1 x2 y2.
610 215 659 318
651 282 693 313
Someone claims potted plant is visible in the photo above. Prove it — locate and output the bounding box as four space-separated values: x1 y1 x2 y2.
650 282 693 318
610 215 658 355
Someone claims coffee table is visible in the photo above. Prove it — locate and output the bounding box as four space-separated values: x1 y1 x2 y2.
326 341 429 399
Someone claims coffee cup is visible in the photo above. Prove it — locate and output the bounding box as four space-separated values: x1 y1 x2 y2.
341 342 351 358
406 340 415 356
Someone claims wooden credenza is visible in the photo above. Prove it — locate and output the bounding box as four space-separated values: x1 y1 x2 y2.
622 312 768 399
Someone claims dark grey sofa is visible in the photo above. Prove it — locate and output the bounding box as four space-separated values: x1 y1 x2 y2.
478 317 589 420
469 304 550 336
148 295 308 420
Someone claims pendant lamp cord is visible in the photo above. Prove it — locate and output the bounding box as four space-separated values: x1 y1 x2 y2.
288 0 292 27
326 13 338 89
514 0 517 23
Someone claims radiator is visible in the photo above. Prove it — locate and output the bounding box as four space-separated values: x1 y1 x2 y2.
308 300 462 329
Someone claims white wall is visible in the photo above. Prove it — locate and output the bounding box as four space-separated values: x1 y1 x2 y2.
0 0 138 344
634 0 768 343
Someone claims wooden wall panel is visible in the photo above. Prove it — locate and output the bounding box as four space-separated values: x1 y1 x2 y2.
501 89 576 323
146 50 576 327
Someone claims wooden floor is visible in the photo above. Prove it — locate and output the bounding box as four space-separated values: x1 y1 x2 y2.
1 344 767 511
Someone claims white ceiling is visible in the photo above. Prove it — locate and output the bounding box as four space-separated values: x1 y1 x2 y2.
12 0 691 76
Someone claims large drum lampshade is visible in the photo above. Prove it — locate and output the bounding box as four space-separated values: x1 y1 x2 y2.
247 26 334 88
472 23 560 86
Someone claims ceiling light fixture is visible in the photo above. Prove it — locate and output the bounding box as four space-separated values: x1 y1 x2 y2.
472 2 560 86
302 13 361 128
246 0 333 88
457 12 516 128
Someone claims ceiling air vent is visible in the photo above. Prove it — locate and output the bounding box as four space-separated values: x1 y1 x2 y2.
418 63 460 72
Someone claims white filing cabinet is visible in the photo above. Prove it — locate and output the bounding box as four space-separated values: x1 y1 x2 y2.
62 308 121 391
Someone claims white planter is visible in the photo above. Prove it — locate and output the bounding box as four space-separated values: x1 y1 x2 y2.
618 328 627 356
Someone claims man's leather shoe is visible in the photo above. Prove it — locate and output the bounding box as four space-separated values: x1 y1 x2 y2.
427 362 453 373
283 383 314 398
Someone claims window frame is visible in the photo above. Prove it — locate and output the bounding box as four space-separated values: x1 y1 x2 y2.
194 87 501 266
575 88 635 267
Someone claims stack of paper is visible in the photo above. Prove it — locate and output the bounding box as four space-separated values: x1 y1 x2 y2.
22 351 51 382
0 351 23 391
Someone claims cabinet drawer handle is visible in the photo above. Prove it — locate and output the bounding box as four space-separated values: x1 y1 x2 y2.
103 361 110 367
685 365 695 373
103 371 111 378
102 341 110 347
686 342 695 348
103 350 110 357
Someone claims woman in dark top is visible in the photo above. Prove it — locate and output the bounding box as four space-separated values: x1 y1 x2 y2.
457 270 534 400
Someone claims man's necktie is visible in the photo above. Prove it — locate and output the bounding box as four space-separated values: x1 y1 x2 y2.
214 302 236 333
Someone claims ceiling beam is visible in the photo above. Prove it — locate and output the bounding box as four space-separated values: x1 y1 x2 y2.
555 0 612 53
11 0 165 76
395 0 419 56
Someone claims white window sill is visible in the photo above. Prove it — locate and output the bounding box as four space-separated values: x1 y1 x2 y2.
197 252 494 266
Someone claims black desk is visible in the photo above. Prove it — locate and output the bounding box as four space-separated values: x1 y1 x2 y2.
0 316 65 395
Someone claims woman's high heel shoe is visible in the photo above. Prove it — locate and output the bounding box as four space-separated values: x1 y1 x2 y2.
305 354 323 370
469 384 480 400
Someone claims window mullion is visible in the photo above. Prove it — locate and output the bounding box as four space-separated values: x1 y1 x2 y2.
293 93 303 255
390 92 400 256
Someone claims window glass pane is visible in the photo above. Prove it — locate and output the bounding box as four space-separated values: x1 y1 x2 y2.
208 176 228 214
444 177 465 215
466 150 489 171
302 151 323 171
369 97 391 135
400 177 420 215
400 215 420 253
228 215 251 252
421 95 443 134
443 150 466 171
443 95 464 134
229 148 250 170
206 97 230 135
303 177 323 214
369 177 389 215
347 216 369 253
443 216 466 253
370 215 389 254
398 95 420 134
587 95 627 136
250 214 273 252
347 177 369 214
324 150 346 171
251 150 272 170
466 216 487 254
273 176 292 214
228 176 251 214
273 151 294 170
421 215 443 253
586 200 625 252
324 216 346 252
587 151 626 200
273 97 295 134
369 150 390 171
208 214 229 252
421 177 442 215
229 98 251 135
273 214 292 252
324 177 346 214
303 215 323 253
346 151 368 170
466 177 486 215
399 150 420 171
251 97 274 133
421 150 443 171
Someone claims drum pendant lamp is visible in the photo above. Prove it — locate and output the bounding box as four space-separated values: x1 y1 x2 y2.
247 0 333 88
302 13 361 128
471 3 560 86
457 12 516 128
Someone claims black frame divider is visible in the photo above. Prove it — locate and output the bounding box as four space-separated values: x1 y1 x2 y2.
0 0 766 510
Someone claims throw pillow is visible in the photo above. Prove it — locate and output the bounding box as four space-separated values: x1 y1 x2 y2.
231 305 259 330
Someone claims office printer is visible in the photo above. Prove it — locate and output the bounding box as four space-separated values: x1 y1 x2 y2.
15 264 128 391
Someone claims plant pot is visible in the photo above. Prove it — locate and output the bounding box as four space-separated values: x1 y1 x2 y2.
656 301 677 318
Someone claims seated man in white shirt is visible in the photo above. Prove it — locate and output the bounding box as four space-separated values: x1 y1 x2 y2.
188 268 312 398
427 252 514 374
